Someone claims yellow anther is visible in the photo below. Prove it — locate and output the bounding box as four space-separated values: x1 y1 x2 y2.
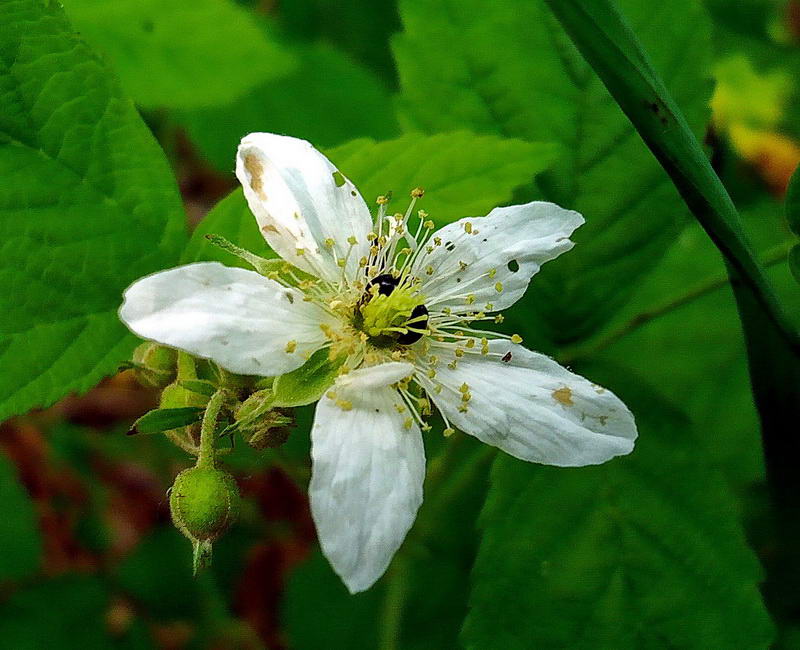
394 403 406 413
423 220 435 229
455 348 465 358
434 385 443 394
326 391 337 400
367 231 378 240
465 338 475 349
495 282 503 293
488 268 497 279
459 260 468 271
511 334 523 344
434 237 442 246
465 294 475 305
447 360 458 370
411 187 425 198
485 303 494 310
337 259 346 267
295 247 305 256
425 265 434 275
461 392 472 403
418 210 428 218
463 222 472 234
336 399 353 411
377 195 389 205
393 212 403 222
443 427 455 437
359 256 368 267
391 350 404 361
459 382 469 393
495 314 505 323
404 417 414 430
285 340 297 353
347 235 358 246
324 238 335 248
458 404 469 413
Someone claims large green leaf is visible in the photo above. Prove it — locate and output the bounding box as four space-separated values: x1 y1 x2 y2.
544 0 800 507
61 0 294 109
392 0 713 343
181 42 400 173
575 201 800 486
0 451 41 581
463 369 774 649
0 0 186 421
185 132 560 265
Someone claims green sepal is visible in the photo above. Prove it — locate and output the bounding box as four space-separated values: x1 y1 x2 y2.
128 407 205 435
204 233 313 284
177 379 218 397
272 349 344 407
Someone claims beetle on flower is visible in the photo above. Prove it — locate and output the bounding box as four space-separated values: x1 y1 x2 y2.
119 133 637 593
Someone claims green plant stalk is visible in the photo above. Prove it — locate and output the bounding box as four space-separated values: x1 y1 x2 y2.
198 390 226 468
543 0 800 506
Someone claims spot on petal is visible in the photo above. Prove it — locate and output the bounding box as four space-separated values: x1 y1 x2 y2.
244 153 266 199
552 386 574 406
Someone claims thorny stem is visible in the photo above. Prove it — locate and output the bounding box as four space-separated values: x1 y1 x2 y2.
198 389 226 468
560 242 791 364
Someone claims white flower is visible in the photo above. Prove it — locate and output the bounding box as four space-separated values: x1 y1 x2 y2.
120 133 637 593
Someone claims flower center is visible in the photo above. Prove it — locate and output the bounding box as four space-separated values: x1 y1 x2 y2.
356 274 428 345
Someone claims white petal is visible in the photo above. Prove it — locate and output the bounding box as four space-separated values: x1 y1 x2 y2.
236 132 373 283
336 361 415 394
310 366 425 593
119 262 333 376
411 202 583 314
420 341 636 466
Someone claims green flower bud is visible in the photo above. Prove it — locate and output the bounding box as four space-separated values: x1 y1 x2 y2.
235 390 294 449
131 343 177 388
169 465 240 543
159 381 210 440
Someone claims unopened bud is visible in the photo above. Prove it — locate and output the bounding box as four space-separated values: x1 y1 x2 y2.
131 343 177 388
235 391 295 449
170 465 240 544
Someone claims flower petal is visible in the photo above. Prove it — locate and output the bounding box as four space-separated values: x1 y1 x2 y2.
411 202 583 314
310 364 424 593
236 132 373 283
119 262 333 376
420 341 636 466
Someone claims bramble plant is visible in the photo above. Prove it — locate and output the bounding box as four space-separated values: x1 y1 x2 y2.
2 0 799 647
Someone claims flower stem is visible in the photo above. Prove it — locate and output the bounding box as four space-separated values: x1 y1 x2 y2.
378 556 409 650
197 389 226 468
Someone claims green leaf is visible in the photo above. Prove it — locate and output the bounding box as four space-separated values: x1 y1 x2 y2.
543 0 800 505
177 379 217 398
392 0 713 342
130 407 205 435
61 0 295 109
0 0 186 421
0 576 110 649
327 132 560 223
570 200 800 486
181 41 400 172
185 132 561 263
272 349 344 407
463 368 775 649
0 451 41 581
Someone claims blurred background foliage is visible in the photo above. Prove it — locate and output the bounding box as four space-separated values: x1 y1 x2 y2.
1 0 799 647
